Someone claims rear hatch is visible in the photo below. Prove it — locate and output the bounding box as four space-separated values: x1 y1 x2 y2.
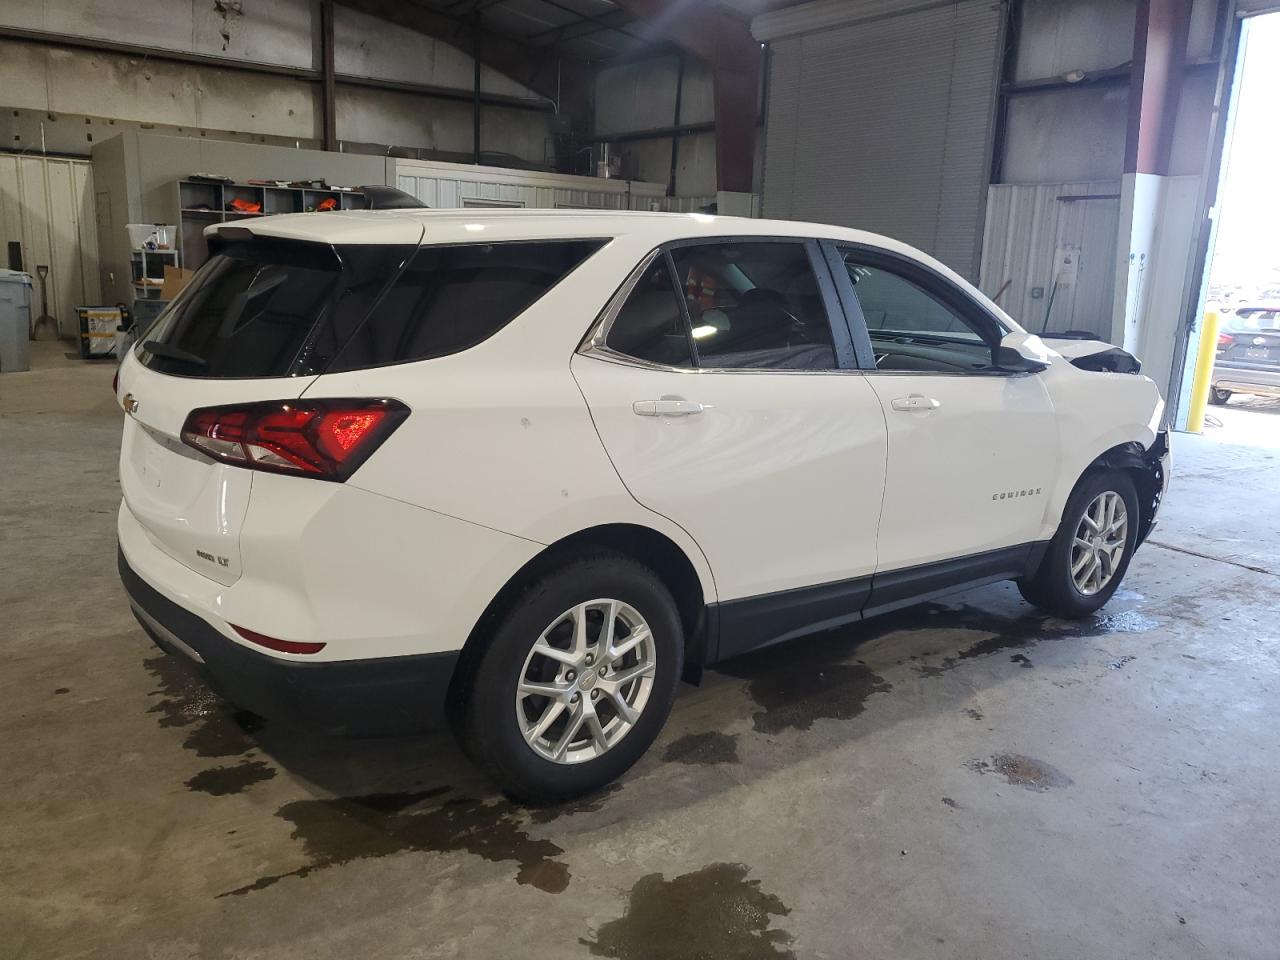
118 217 422 585
1220 309 1280 367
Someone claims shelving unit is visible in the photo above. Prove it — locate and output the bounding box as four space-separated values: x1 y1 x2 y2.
130 247 180 301
176 179 367 269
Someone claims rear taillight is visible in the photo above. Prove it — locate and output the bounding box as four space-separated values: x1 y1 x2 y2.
1218 332 1234 347
181 398 409 482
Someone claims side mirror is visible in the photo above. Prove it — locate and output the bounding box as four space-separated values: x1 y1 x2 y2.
995 332 1053 373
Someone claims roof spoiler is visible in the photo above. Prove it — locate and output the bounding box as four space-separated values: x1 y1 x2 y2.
359 185 429 210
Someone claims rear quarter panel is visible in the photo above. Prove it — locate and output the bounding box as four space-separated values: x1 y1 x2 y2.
305 235 719 604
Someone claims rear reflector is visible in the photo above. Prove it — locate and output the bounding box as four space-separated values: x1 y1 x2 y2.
181 398 408 482
231 624 326 655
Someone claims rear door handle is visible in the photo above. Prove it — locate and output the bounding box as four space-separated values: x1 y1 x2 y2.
633 398 707 417
890 394 941 412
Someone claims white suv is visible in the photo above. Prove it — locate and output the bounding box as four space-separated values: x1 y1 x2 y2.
117 210 1169 801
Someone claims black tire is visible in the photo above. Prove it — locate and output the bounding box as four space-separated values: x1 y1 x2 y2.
1209 386 1231 405
1018 469 1140 618
458 551 683 803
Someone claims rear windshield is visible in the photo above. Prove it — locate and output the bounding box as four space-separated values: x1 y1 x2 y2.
136 237 604 378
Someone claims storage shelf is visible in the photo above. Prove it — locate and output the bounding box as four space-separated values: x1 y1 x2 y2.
177 178 366 270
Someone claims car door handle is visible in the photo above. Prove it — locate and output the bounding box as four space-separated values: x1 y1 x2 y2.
633 398 707 417
890 394 942 412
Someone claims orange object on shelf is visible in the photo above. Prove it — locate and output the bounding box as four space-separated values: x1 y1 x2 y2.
316 197 338 212
228 198 262 213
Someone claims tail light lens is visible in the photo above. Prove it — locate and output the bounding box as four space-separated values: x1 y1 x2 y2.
1218 332 1234 347
181 398 409 482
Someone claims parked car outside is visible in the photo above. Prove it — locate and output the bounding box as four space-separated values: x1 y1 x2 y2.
1211 304 1280 404
116 210 1169 800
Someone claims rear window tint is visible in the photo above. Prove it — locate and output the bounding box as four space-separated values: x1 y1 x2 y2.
135 239 412 379
328 240 605 372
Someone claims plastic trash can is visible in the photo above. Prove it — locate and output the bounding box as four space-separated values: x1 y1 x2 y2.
0 269 32 373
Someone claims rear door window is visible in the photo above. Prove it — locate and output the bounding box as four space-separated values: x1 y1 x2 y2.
668 241 838 370
328 240 605 371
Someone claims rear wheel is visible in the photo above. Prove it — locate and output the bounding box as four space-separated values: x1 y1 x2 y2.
459 552 683 803
1209 386 1231 405
1019 469 1139 618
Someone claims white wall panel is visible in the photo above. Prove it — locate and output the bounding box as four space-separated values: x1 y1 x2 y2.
981 180 1120 338
394 159 668 214
0 155 101 338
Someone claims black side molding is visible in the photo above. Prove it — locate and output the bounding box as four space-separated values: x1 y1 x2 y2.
708 542 1046 664
714 576 871 662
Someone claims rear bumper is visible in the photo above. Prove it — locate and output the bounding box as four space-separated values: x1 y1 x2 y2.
120 547 458 736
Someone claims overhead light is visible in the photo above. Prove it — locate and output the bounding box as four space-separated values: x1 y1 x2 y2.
691 324 717 339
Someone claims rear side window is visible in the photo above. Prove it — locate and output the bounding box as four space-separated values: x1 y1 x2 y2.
329 240 604 372
135 239 412 379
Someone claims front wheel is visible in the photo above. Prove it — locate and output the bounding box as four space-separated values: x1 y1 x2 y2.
1018 469 1140 618
1209 386 1231 405
459 552 683 803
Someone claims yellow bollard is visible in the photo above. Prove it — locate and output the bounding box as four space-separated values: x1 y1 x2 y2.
1185 310 1221 434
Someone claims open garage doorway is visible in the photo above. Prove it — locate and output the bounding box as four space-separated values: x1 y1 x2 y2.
1195 9 1280 447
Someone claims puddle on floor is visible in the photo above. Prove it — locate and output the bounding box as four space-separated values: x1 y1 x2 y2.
186 759 276 797
662 731 740 765
222 787 588 897
717 640 892 734
967 754 1072 792
581 862 794 960
143 654 263 758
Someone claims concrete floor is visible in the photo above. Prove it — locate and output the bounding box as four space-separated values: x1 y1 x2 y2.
3 341 1279 959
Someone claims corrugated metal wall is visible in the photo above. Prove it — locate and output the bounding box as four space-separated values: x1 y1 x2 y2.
0 154 100 338
759 0 1003 281
394 159 672 212
980 181 1120 337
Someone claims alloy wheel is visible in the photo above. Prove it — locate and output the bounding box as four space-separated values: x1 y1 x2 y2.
515 599 657 764
1070 490 1128 596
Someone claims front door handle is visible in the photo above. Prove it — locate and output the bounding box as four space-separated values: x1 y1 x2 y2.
890 394 942 412
633 398 707 417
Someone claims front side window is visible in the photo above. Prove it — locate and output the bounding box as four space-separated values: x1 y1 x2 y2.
838 252 997 373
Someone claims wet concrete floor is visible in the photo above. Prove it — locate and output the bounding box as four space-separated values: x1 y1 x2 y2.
3 343 1279 958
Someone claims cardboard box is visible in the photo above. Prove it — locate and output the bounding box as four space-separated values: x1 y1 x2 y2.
160 265 196 301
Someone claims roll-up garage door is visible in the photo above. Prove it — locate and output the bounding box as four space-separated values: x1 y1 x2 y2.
759 0 1004 281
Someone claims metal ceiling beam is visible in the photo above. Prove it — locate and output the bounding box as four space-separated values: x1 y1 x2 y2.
335 0 587 116
340 0 565 104
608 0 762 193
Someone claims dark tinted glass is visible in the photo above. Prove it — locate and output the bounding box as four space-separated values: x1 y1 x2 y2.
605 258 693 367
668 242 836 370
329 240 604 371
135 239 412 379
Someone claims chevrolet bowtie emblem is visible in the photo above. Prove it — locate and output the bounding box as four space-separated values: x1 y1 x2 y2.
122 393 140 414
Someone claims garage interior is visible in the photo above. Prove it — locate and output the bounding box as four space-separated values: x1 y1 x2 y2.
2 1 1279 958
